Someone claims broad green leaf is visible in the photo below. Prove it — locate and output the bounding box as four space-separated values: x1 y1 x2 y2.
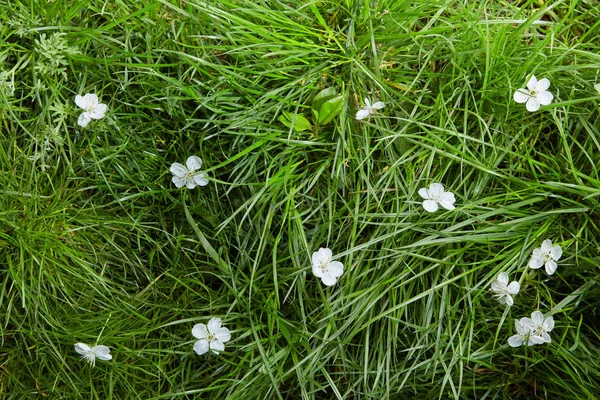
278 110 311 132
317 95 344 125
311 87 338 113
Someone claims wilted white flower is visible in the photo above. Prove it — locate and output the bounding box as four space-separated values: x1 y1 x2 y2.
513 75 553 112
311 247 344 286
356 98 384 120
170 156 209 189
491 272 520 306
74 343 112 367
75 93 107 127
192 317 231 355
520 310 554 344
528 239 562 275
418 183 455 212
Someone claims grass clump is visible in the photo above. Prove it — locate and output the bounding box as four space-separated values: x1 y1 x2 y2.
1 0 600 398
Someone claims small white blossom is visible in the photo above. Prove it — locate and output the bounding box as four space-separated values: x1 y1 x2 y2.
594 83 600 94
311 247 344 286
491 272 520 306
520 311 554 344
75 93 107 127
507 319 545 348
513 75 553 112
356 98 384 120
170 156 209 189
192 317 231 355
528 239 562 275
418 183 455 212
74 343 112 367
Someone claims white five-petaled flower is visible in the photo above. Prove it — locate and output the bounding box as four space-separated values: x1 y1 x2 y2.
528 239 562 275
418 183 455 213
74 343 112 367
75 93 107 127
521 310 554 344
491 272 520 306
356 98 385 120
513 75 553 112
311 247 344 286
192 317 231 355
170 156 209 189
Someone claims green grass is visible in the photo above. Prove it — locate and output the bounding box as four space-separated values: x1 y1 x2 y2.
1 0 600 398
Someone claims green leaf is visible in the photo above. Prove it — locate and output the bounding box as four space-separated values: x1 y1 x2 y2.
317 95 344 125
311 87 338 113
278 111 311 132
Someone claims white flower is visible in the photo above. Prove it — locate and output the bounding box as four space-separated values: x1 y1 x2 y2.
418 183 455 212
170 156 209 189
192 317 231 355
520 310 554 344
356 98 384 120
507 319 545 348
74 343 112 367
528 239 562 275
311 247 344 286
75 93 107 127
513 75 553 112
491 272 520 306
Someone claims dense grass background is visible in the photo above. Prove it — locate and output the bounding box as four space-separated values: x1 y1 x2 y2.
1 0 600 398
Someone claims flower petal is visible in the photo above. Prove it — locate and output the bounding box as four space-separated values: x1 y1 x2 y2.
439 192 455 210
507 281 520 295
75 95 88 109
541 239 553 253
534 78 551 92
356 109 370 120
214 327 231 343
83 93 99 106
417 188 429 200
207 318 222 333
513 89 529 103
531 311 544 325
89 103 107 119
526 75 538 91
210 339 225 354
320 272 337 286
78 112 91 127
543 316 554 332
364 98 371 108
496 272 509 286
545 260 557 275
327 261 344 278
371 101 385 110
525 97 540 112
529 335 546 345
192 323 208 339
74 343 91 355
422 199 438 213
170 163 187 177
172 175 187 188
92 345 112 361
504 295 514 306
508 335 523 347
536 91 553 106
528 256 543 269
428 183 444 197
312 248 332 267
185 180 197 189
193 173 209 186
550 245 562 261
186 156 203 171
491 280 505 293
312 264 324 278
193 339 209 355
